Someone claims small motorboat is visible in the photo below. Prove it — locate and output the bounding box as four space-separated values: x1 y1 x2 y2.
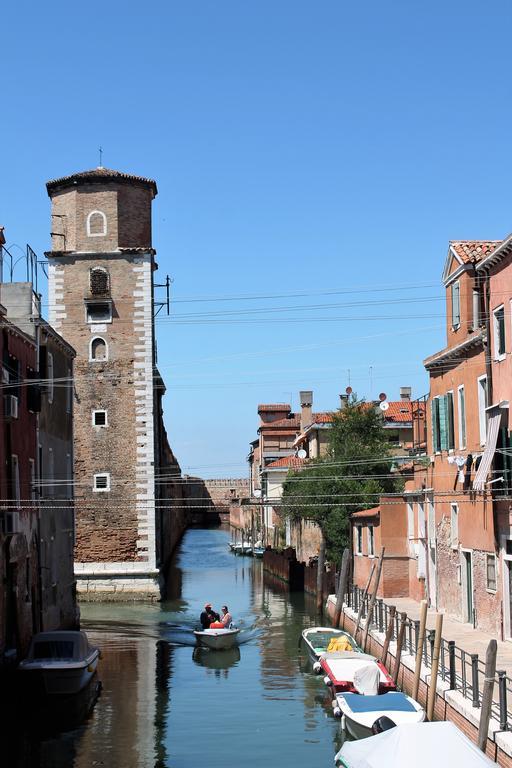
334 691 425 739
232 542 252 555
335 721 497 767
302 627 360 671
193 627 240 650
252 546 265 558
18 631 99 696
320 652 395 694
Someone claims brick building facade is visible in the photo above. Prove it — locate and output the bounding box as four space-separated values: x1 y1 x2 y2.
45 166 176 600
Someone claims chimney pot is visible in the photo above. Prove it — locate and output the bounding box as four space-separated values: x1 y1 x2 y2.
400 387 412 401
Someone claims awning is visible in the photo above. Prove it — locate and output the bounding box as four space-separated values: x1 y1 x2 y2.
473 409 502 491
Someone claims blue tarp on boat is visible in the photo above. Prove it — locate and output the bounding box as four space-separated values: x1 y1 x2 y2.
339 692 416 713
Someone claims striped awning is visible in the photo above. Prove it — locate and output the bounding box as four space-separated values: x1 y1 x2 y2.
473 410 502 491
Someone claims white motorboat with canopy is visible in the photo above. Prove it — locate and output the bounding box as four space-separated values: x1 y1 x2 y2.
18 631 99 695
334 721 497 768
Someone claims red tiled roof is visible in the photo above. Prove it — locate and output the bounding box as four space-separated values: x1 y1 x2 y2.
46 167 157 194
313 412 334 423
263 415 301 429
266 456 306 469
351 506 380 519
450 240 500 264
257 403 291 412
383 401 413 423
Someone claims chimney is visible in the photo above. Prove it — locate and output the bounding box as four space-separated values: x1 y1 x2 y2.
400 387 412 401
339 393 349 410
299 390 313 431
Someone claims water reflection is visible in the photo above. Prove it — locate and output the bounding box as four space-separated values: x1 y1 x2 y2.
192 645 241 674
8 527 341 767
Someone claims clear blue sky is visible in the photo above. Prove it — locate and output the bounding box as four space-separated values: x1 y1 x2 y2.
2 1 512 478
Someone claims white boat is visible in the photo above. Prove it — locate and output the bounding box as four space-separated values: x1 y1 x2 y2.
320 651 395 694
335 721 497 768
232 542 252 555
193 627 240 650
335 691 425 739
302 627 360 671
18 630 99 695
252 546 265 558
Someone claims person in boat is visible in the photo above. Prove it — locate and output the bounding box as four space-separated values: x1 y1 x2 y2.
220 605 233 628
200 603 219 629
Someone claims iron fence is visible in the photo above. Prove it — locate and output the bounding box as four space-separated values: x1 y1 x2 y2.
346 584 512 730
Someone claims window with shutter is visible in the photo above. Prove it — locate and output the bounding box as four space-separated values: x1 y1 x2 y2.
451 281 461 328
447 392 455 450
439 395 448 451
432 397 441 453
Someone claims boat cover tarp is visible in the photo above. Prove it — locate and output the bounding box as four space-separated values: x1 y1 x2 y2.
353 663 381 694
335 721 496 768
340 692 416 713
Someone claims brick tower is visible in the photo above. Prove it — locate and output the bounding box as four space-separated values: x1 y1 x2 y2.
46 166 165 600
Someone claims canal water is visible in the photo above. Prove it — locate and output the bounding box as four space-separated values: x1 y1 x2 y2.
9 527 342 767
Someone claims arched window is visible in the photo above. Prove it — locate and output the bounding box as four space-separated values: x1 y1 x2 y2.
89 337 108 362
90 267 110 295
86 210 107 237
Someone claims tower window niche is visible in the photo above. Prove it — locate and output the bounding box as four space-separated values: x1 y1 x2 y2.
90 337 108 362
86 210 107 237
90 267 110 296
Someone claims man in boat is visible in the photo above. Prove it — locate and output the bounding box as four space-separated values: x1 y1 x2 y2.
200 603 219 629
220 605 233 628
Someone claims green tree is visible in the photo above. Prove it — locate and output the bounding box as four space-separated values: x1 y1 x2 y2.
281 395 401 563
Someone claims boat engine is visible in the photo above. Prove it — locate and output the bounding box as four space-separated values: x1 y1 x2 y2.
371 716 397 734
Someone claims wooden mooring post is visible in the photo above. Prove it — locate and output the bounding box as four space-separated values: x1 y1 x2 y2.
362 547 385 652
316 535 326 614
426 612 443 721
392 612 407 685
354 562 376 645
477 639 498 752
333 549 350 628
412 600 428 701
381 605 396 668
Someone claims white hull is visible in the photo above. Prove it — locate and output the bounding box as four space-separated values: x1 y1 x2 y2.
337 693 425 739
194 628 240 650
19 651 99 695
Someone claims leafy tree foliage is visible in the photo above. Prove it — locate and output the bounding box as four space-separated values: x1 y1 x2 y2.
281 396 402 562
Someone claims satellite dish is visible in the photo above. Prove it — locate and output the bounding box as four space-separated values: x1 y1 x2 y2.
379 392 387 402
346 386 353 395
253 489 261 498
379 401 390 411
297 449 307 459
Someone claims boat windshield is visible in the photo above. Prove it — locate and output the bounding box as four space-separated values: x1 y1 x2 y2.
33 641 75 660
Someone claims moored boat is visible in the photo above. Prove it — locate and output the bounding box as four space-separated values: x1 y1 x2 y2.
335 721 497 767
320 651 395 694
252 546 265 557
18 631 100 696
334 691 425 739
302 627 360 672
193 627 240 650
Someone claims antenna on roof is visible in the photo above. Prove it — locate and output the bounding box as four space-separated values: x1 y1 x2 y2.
98 146 103 168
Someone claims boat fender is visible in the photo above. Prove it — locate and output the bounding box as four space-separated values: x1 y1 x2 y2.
340 714 346 731
371 716 397 735
333 707 342 718
331 699 338 709
323 675 332 686
313 661 322 673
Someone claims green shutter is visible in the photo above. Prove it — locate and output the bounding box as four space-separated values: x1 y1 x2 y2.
439 395 448 451
447 392 455 450
432 398 439 453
